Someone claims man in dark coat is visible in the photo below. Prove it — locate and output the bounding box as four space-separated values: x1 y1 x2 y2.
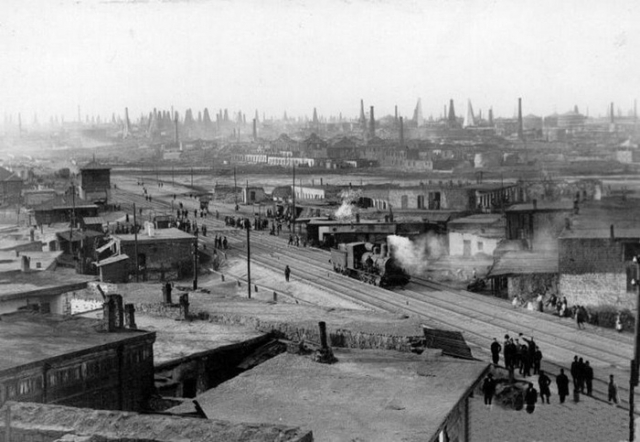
482 373 496 406
570 355 580 389
491 338 502 365
524 382 538 414
584 361 594 396
538 370 552 404
533 346 543 375
556 368 570 404
577 357 586 393
284 265 291 282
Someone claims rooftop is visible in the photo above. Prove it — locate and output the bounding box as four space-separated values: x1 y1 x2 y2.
169 350 487 442
0 250 61 273
113 227 195 242
506 200 575 212
79 160 111 171
0 312 152 372
488 250 559 277
0 268 94 301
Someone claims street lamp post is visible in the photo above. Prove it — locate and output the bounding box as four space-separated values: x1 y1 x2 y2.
630 256 640 441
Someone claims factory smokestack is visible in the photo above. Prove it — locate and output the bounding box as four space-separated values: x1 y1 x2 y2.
252 118 257 141
369 106 375 138
517 98 523 140
448 99 456 124
359 99 366 124
394 105 398 123
611 102 615 124
174 111 179 145
399 117 404 147
488 108 494 126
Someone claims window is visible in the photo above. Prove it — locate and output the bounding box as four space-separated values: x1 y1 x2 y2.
477 242 484 252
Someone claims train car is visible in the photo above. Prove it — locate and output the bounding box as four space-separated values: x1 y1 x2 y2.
330 239 410 287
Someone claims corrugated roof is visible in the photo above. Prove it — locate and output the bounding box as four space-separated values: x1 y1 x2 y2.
488 250 558 277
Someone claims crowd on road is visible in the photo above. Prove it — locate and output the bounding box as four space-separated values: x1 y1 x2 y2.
484 332 619 414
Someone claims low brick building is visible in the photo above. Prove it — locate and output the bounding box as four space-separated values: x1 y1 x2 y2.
112 227 196 280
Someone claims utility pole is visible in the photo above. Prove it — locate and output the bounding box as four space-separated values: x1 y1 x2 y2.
630 256 640 441
246 223 251 299
193 230 198 290
133 203 139 282
292 163 296 229
234 167 238 210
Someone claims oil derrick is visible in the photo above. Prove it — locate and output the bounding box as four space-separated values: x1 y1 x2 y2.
369 106 375 139
463 100 476 128
358 99 366 126
447 99 457 126
413 98 424 127
122 107 132 138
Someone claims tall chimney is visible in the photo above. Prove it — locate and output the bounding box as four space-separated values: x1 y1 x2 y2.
21 255 30 272
448 99 456 124
369 106 375 138
174 111 179 144
611 102 615 124
394 105 398 123
103 296 116 332
399 117 404 147
359 99 366 124
488 108 494 126
252 118 257 141
518 97 524 140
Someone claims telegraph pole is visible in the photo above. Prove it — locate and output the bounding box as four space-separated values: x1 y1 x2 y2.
234 167 238 210
246 223 251 299
292 163 296 228
193 230 198 290
133 203 139 282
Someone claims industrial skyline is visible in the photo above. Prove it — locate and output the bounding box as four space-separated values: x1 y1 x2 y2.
0 0 639 122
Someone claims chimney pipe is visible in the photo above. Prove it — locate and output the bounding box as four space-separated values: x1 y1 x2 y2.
125 303 137 329
318 321 328 350
252 118 257 141
399 117 404 147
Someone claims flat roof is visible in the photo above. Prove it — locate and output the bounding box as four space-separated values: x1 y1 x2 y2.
447 214 504 225
488 250 559 277
0 251 62 273
0 312 153 372
113 227 195 243
506 200 575 212
0 269 94 301
169 350 487 442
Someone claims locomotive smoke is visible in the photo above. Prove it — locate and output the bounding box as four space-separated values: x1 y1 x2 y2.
387 234 444 275
334 188 362 221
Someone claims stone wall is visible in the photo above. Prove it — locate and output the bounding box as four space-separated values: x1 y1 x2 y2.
559 273 634 309
559 238 623 274
508 274 558 300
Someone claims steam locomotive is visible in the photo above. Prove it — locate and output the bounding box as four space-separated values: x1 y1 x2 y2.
330 239 410 287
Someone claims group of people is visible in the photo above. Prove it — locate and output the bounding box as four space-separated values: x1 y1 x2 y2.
213 234 228 250
490 334 543 378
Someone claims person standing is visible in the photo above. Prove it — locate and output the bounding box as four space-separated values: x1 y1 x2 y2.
524 383 538 414
556 369 570 404
533 346 543 375
482 373 496 407
284 265 291 282
584 361 594 396
570 356 580 389
608 374 619 404
491 338 502 365
538 370 552 404
577 357 586 394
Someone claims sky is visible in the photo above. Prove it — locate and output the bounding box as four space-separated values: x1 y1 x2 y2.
0 0 639 123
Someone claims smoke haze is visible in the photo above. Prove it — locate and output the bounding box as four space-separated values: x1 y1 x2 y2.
334 188 362 221
388 233 445 275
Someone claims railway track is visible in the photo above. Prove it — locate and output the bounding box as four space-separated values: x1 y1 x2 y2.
111 183 638 410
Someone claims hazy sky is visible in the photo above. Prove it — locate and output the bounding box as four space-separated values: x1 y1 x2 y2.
0 0 638 122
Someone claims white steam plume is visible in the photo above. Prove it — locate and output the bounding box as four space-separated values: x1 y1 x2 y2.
334 188 362 221
387 233 445 275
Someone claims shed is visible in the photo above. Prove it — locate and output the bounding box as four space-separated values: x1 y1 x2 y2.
95 254 130 283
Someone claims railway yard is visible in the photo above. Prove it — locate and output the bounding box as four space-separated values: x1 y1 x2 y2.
106 172 635 440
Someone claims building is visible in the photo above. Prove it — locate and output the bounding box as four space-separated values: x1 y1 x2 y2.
31 194 98 226
487 250 559 299
447 214 505 257
78 160 111 204
112 227 196 281
22 188 58 207
242 186 268 204
505 200 574 250
557 201 640 309
0 166 23 205
0 305 155 412
294 184 341 201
